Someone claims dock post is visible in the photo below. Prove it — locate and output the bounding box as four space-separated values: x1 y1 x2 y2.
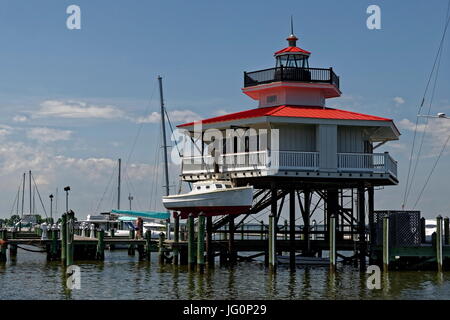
110 228 115 251
197 213 206 272
329 215 336 272
10 230 17 258
128 229 135 256
444 217 449 245
66 211 74 267
289 189 296 270
145 231 151 261
357 185 366 271
61 213 67 263
383 216 389 272
420 217 426 244
228 218 236 265
0 229 7 263
187 214 195 270
158 232 165 264
173 214 180 265
436 215 443 272
284 220 288 241
206 216 214 266
49 227 58 260
96 229 105 261
268 214 276 271
260 221 264 240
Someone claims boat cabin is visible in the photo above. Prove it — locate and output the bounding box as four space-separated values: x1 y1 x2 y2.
192 181 233 193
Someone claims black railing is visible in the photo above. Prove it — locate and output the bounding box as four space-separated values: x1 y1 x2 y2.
244 66 340 89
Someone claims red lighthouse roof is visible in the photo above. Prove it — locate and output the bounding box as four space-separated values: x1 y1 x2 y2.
274 46 311 56
177 105 393 128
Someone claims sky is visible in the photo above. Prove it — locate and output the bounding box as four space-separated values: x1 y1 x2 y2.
0 0 449 220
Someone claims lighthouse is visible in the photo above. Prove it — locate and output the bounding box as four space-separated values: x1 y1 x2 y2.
177 25 400 270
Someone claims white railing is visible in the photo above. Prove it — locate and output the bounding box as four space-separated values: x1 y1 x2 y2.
271 151 320 170
337 152 397 176
182 151 397 179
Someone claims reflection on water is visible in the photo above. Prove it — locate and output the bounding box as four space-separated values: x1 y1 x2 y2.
1 249 450 300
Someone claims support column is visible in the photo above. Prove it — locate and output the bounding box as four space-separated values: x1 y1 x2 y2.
270 188 277 271
187 214 195 270
329 214 336 272
368 186 375 264
228 218 236 265
444 217 449 245
383 216 389 272
206 216 214 266
0 229 7 263
197 213 206 272
66 211 74 267
289 189 296 270
325 189 338 242
61 213 67 263
9 230 17 258
357 186 366 271
436 215 443 272
303 189 311 255
173 214 180 265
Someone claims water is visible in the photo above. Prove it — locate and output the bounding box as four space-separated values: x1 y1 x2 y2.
1 248 450 300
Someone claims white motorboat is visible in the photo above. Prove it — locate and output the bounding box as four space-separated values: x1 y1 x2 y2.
162 180 253 219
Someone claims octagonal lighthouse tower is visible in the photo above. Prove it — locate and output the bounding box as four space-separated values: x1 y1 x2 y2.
243 29 341 108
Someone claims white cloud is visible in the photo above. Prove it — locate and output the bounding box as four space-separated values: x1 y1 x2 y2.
27 127 73 143
0 125 12 138
35 100 125 119
13 115 28 122
393 97 405 105
136 109 201 124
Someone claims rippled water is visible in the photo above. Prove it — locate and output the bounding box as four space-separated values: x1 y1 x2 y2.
1 248 449 300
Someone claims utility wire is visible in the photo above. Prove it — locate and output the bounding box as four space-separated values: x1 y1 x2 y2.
413 133 450 209
402 1 450 208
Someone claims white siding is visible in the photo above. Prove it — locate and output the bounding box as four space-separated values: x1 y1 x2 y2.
316 124 337 171
337 126 365 153
276 124 316 152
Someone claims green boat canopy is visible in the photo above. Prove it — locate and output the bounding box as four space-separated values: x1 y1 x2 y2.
111 210 169 220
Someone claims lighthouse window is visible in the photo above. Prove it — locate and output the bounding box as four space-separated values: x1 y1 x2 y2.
267 95 277 103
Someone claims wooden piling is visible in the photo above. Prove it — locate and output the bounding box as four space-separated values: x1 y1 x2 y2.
61 213 67 263
329 215 336 272
260 221 264 240
145 231 151 261
188 214 195 270
128 229 135 256
289 189 296 270
10 230 17 258
197 213 205 272
0 229 7 263
436 216 443 272
49 228 58 261
173 214 180 265
96 229 105 260
383 216 389 272
420 217 426 243
228 218 236 265
110 228 115 250
206 216 214 266
66 211 74 267
444 217 449 245
268 214 276 271
158 232 165 264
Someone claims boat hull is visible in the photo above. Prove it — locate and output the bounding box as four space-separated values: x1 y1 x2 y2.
163 186 253 219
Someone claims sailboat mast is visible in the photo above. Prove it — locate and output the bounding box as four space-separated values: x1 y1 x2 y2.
158 76 171 239
29 170 32 215
158 76 170 199
21 173 25 217
118 158 121 210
